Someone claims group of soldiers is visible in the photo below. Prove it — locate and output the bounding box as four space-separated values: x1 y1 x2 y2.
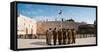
46 28 76 45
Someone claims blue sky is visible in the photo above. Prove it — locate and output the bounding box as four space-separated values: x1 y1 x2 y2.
17 3 96 24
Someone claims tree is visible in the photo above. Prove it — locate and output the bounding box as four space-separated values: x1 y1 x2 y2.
66 19 75 22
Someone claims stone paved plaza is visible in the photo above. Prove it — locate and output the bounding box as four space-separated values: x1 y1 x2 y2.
18 37 96 49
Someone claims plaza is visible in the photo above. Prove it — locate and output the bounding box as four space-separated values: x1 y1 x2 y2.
18 37 96 49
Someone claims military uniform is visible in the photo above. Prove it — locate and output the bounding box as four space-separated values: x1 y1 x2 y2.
72 29 76 44
46 30 48 44
67 29 72 44
53 29 57 45
62 29 66 44
58 29 62 45
46 29 52 45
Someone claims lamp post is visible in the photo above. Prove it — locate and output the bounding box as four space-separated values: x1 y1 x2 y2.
58 10 63 30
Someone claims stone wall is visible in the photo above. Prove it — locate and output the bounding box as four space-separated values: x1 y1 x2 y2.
36 21 86 35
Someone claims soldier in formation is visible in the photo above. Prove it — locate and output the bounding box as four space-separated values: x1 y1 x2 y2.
46 28 76 45
46 28 52 45
52 28 58 45
72 29 76 44
58 29 62 45
62 28 67 44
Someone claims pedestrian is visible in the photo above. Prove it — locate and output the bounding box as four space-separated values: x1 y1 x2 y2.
53 28 57 45
72 29 76 44
46 28 52 45
58 29 62 45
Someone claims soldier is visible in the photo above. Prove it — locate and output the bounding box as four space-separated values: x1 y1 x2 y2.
62 28 67 44
67 29 72 44
58 29 62 45
46 30 48 44
46 28 52 45
53 28 57 45
72 29 76 44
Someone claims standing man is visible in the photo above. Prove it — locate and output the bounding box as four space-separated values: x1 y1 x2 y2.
62 28 67 44
72 29 76 44
67 29 72 44
53 28 57 45
58 29 62 45
46 30 48 45
46 28 52 45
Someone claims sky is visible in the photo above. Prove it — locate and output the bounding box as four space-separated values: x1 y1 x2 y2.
17 3 96 24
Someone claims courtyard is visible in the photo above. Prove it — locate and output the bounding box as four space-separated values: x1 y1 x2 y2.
18 37 96 49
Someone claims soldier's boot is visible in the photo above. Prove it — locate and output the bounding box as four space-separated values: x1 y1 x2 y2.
59 40 61 45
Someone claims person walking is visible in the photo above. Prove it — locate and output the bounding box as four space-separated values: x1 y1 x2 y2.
53 28 57 45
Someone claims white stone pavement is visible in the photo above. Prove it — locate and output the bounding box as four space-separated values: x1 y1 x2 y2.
18 37 96 49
